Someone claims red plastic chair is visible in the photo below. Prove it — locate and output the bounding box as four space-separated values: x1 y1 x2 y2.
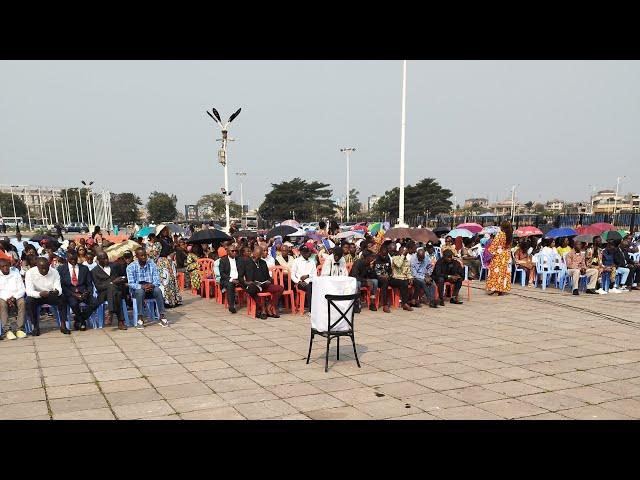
177 272 185 290
247 292 273 318
272 266 296 314
197 258 215 299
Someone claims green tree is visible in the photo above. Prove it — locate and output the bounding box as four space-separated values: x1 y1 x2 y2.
0 192 27 222
348 188 362 215
147 191 178 223
196 193 242 221
111 193 142 225
258 178 336 222
372 178 453 219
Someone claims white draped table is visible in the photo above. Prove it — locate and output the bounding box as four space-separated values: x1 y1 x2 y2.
310 276 357 333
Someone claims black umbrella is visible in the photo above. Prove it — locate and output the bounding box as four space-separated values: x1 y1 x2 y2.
30 235 58 243
266 225 298 239
186 229 232 244
233 229 259 238
165 224 184 234
433 226 450 236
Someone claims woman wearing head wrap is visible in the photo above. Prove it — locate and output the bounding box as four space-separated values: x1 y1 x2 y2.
153 225 182 308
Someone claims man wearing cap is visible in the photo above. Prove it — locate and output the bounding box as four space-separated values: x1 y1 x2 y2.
291 245 317 313
219 243 241 313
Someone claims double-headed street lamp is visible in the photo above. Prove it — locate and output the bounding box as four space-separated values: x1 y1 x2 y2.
397 60 408 227
81 180 95 227
340 147 355 223
206 106 242 232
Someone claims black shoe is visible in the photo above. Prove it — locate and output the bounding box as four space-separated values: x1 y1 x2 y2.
450 297 463 305
60 327 71 335
80 321 87 331
32 327 40 337
354 303 361 314
429 300 438 308
259 312 268 320
73 321 81 331
369 304 377 312
439 299 445 307
228 307 237 314
585 289 597 294
572 289 579 296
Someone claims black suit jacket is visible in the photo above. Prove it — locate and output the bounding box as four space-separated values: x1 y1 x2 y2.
238 257 270 285
91 262 125 294
58 263 94 297
219 256 240 285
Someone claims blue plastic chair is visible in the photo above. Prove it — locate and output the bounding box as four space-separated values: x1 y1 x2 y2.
121 294 160 327
478 249 489 281
535 254 563 290
24 304 66 334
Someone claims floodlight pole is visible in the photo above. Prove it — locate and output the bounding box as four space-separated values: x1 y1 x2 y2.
397 60 408 227
236 171 247 228
340 148 355 223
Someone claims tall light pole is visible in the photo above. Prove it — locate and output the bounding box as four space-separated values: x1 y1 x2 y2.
340 147 356 222
613 176 625 216
588 185 596 214
81 180 94 227
235 171 247 228
9 185 18 222
510 185 516 222
77 189 84 223
24 186 32 230
397 60 408 227
206 106 242 232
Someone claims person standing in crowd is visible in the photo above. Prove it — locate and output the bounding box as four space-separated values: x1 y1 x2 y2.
0 258 27 340
25 257 70 336
92 252 127 329
219 243 241 314
239 246 284 319
126 248 169 329
317 220 328 237
152 225 182 308
486 221 513 296
0 217 5 234
321 247 348 276
433 250 465 305
290 245 316 313
565 242 599 295
54 223 64 241
410 246 438 308
58 251 100 331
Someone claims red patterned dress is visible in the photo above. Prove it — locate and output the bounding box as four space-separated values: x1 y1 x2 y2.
486 231 512 293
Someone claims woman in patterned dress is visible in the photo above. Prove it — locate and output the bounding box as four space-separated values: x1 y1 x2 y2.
186 243 204 292
486 221 513 295
153 225 182 308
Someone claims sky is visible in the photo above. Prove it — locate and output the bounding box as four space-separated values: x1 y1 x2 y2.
1 60 639 211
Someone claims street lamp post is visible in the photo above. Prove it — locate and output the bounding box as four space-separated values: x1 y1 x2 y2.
235 171 247 229
24 186 32 230
588 185 596 215
397 60 408 227
81 181 94 227
9 185 17 227
206 106 242 232
613 176 626 217
340 147 356 223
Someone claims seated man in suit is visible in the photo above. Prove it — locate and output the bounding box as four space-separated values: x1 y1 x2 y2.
219 243 241 314
432 250 464 306
58 250 101 331
93 252 128 329
239 246 284 320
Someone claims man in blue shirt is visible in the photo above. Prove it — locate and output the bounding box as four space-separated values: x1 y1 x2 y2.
410 246 438 308
126 247 168 329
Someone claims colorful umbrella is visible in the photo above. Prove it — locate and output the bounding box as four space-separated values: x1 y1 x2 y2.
514 226 543 237
351 224 368 232
334 231 365 240
590 222 615 234
448 228 473 239
481 226 500 235
544 228 577 239
368 222 383 235
280 219 301 228
574 234 595 244
305 231 324 242
134 226 154 238
575 225 601 236
456 223 483 234
601 230 622 242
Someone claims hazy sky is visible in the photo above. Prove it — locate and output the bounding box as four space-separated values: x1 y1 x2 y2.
1 60 638 211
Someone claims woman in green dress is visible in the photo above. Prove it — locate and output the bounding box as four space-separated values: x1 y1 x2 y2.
186 243 204 292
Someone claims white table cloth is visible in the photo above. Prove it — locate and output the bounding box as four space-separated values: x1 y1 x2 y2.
310 276 357 333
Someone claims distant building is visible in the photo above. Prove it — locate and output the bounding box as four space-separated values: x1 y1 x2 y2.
591 190 638 213
367 195 379 213
490 199 526 216
546 200 565 212
464 198 489 209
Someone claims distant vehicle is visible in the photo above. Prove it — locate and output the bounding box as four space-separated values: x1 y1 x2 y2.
63 222 90 233
0 217 23 228
340 222 357 232
244 215 258 230
303 222 319 231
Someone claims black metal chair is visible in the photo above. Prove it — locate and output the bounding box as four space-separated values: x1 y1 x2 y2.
306 293 361 373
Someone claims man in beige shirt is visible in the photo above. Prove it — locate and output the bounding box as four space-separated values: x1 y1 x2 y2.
565 242 598 295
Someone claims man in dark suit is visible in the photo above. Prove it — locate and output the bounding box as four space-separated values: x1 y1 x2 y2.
219 243 241 314
92 252 128 329
238 246 283 319
57 250 100 331
432 250 464 306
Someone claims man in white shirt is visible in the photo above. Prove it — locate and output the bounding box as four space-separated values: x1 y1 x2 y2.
0 259 27 339
261 247 276 275
25 257 70 336
321 248 349 276
291 246 316 313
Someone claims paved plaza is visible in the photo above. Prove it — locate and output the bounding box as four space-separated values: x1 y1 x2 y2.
1 285 640 420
